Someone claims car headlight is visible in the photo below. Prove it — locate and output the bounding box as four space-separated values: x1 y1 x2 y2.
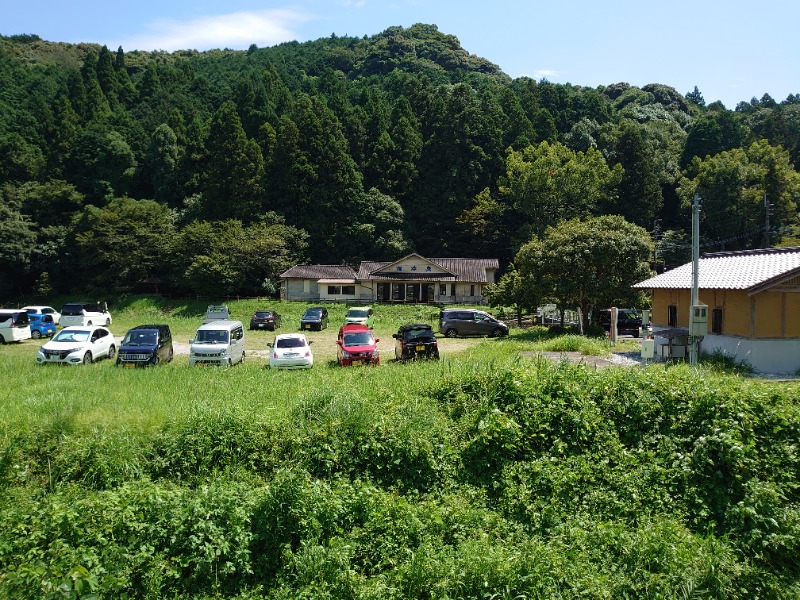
66 347 83 355
341 349 350 358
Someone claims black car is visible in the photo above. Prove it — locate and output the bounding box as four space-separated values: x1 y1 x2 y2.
300 306 329 331
250 310 281 331
117 324 174 367
598 309 642 337
393 324 440 360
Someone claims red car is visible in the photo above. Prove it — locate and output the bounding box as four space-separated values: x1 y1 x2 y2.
337 324 380 366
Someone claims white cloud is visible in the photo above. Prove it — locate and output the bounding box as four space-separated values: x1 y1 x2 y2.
120 8 313 52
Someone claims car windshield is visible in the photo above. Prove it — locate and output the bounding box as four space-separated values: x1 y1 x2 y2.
405 328 434 340
195 330 228 344
347 309 368 318
276 337 305 349
53 330 89 342
343 332 373 346
304 310 322 317
123 330 158 345
255 311 271 317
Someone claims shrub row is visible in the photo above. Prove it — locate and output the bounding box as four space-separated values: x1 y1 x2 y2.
1 359 798 597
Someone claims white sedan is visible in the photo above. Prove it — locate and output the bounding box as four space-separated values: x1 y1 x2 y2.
268 333 313 369
23 305 61 326
37 326 116 365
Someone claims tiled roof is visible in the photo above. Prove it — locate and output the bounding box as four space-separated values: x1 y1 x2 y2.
280 264 357 279
357 258 499 283
633 247 800 292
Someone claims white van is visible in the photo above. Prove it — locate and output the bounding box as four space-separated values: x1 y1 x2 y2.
60 302 112 327
189 320 246 367
0 309 32 343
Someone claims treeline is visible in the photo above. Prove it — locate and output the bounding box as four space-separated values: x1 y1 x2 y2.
1 24 799 299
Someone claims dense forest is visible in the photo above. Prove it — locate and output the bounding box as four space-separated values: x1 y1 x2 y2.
1 24 799 300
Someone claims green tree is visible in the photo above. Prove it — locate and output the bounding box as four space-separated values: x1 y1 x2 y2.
146 124 180 206
73 197 176 290
485 263 543 326
516 216 653 330
678 140 800 249
202 101 264 221
503 141 623 238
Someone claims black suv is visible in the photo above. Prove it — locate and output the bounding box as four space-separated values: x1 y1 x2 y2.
393 324 440 361
250 310 281 331
300 306 329 331
117 324 173 366
439 308 508 338
598 309 642 337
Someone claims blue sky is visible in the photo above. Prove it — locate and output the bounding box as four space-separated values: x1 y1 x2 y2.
3 0 798 109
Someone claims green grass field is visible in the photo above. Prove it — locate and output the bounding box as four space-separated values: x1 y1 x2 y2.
1 297 797 598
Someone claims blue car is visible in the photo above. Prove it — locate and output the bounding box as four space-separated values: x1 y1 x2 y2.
29 313 56 339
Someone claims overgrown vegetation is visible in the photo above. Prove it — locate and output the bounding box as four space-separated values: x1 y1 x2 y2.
1 300 797 598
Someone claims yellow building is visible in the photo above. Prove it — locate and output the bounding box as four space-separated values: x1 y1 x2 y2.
633 247 800 373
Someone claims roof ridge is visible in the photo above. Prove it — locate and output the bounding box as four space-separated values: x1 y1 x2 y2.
703 246 800 258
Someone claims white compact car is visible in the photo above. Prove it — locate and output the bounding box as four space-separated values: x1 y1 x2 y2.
268 333 313 369
37 326 116 365
22 305 61 326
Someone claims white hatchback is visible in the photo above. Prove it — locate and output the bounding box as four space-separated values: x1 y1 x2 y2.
37 326 116 365
268 333 313 369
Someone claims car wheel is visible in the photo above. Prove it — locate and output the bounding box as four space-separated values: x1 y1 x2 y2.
445 328 458 338
490 327 504 338
241 351 245 364
31 330 42 339
107 345 116 360
0 334 5 344
87 321 93 326
83 351 93 364
227 358 232 367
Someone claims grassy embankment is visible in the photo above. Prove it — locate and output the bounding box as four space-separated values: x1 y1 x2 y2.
0 297 797 598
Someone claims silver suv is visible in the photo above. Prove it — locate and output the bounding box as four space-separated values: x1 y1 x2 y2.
439 308 508 338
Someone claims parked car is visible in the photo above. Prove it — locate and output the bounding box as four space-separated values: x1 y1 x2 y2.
598 308 642 337
28 314 56 339
439 308 508 338
337 324 380 366
250 309 281 331
203 304 230 323
22 305 61 325
300 306 328 331
269 333 314 369
117 324 173 367
59 302 112 327
393 323 439 361
0 309 31 344
36 326 115 365
189 320 245 367
343 306 375 329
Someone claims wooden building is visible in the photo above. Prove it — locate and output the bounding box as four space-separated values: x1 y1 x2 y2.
633 247 800 373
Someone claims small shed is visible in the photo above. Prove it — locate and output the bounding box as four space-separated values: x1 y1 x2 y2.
633 247 800 373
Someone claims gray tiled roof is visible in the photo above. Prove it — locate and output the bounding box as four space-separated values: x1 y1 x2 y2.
358 258 499 283
280 264 357 279
633 247 800 292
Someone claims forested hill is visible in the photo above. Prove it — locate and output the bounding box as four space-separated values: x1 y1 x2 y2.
1 25 799 299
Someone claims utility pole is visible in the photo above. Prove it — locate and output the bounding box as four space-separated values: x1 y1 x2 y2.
764 192 771 248
689 193 701 366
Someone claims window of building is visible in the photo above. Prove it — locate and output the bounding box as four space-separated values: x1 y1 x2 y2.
328 285 341 295
450 283 456 296
392 283 404 301
712 308 723 334
439 283 447 296
470 285 475 296
342 285 356 295
668 305 678 327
